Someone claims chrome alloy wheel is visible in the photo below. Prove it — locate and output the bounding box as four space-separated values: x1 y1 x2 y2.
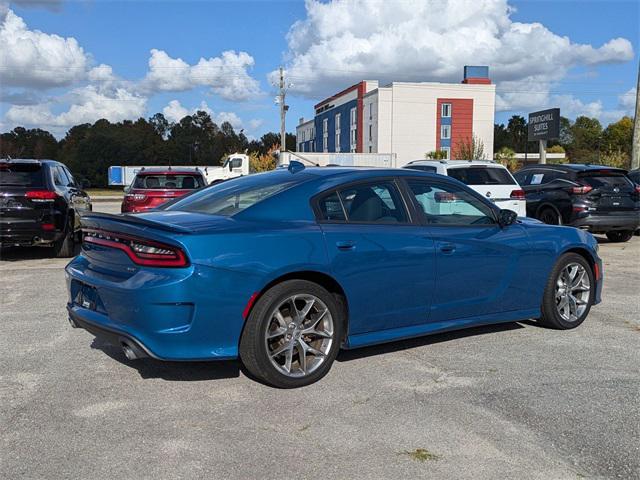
264 294 334 378
555 263 591 322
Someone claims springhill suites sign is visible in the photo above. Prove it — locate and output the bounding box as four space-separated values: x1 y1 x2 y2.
528 108 560 141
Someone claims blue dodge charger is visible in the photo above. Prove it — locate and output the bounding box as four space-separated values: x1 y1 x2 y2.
66 164 603 388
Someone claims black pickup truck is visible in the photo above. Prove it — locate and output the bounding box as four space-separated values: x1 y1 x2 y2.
0 159 92 257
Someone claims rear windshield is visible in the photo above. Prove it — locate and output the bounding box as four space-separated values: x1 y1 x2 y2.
165 174 295 216
578 173 632 188
447 167 516 185
0 163 44 187
133 174 204 190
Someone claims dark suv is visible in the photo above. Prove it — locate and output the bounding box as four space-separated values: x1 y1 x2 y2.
514 164 640 242
0 159 92 256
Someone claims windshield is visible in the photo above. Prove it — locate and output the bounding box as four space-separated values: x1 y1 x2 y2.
165 174 296 216
133 174 204 190
447 167 516 185
0 163 45 187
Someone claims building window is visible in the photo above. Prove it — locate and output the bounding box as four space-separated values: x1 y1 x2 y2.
441 124 451 140
441 146 450 159
335 113 341 152
323 118 328 152
349 107 357 152
368 103 373 120
368 124 372 142
369 146 372 153
441 103 451 118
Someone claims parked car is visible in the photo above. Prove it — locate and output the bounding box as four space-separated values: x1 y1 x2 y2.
121 167 207 213
514 164 640 242
0 158 91 257
67 164 602 388
403 160 526 217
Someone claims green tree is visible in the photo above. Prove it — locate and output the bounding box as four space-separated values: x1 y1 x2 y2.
603 116 633 157
567 116 603 164
455 134 486 160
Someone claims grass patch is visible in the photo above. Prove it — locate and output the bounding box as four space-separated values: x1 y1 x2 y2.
399 448 440 462
86 188 124 197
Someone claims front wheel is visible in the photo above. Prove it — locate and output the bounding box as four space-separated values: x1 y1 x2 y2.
239 280 343 388
539 253 595 329
605 230 633 243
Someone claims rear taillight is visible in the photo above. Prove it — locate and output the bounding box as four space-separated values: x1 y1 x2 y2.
510 189 525 200
571 185 593 195
125 194 147 202
26 190 57 202
635 185 640 194
82 229 188 267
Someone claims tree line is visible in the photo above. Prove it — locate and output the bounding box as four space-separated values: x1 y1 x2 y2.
0 111 296 187
494 115 634 169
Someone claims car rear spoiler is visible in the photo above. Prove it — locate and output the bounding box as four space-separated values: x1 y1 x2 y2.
80 212 193 234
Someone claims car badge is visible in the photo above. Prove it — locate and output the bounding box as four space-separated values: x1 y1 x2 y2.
613 187 620 193
486 191 492 198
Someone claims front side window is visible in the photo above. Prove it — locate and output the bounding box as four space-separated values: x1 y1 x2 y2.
407 180 496 225
338 182 408 224
441 103 451 118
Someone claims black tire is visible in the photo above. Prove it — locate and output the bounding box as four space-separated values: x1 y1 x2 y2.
239 280 343 388
538 207 560 225
539 253 595 329
605 230 633 243
53 217 76 258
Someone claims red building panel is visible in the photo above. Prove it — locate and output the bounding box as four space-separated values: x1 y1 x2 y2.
436 98 474 158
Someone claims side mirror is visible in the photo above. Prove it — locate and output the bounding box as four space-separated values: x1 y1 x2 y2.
123 185 131 194
498 209 518 227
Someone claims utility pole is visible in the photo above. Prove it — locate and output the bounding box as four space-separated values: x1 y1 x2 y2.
632 63 640 170
278 66 289 160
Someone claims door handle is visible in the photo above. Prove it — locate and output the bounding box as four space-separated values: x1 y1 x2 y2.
438 242 455 254
336 241 356 251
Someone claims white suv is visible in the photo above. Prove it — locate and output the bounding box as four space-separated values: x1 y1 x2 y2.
403 160 527 217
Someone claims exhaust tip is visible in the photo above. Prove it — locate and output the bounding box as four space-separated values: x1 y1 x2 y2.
120 339 147 360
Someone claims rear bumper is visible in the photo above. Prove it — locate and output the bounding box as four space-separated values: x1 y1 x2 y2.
569 212 640 233
0 221 61 246
65 254 254 361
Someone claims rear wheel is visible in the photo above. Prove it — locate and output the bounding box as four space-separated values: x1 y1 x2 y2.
539 207 560 225
539 253 594 329
239 280 343 388
53 216 76 258
605 230 633 243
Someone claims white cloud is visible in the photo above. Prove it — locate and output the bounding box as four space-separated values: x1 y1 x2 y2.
275 0 634 113
248 118 264 130
5 85 147 135
88 64 116 84
0 8 89 88
143 49 261 101
162 100 244 129
619 87 636 112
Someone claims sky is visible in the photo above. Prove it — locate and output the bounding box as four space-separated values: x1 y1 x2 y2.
0 0 638 140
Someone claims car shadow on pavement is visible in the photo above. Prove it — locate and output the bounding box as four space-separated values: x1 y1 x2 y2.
90 338 241 381
0 246 55 261
337 322 526 362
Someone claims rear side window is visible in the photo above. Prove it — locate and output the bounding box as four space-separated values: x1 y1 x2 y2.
317 192 346 221
133 174 204 189
447 167 516 185
578 173 632 188
0 163 44 187
339 182 408 223
514 169 562 186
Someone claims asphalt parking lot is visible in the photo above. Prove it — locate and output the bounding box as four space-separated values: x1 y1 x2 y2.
1 201 639 479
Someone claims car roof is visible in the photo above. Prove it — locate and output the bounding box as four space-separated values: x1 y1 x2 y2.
405 159 503 168
518 163 628 173
135 167 204 175
0 158 58 165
